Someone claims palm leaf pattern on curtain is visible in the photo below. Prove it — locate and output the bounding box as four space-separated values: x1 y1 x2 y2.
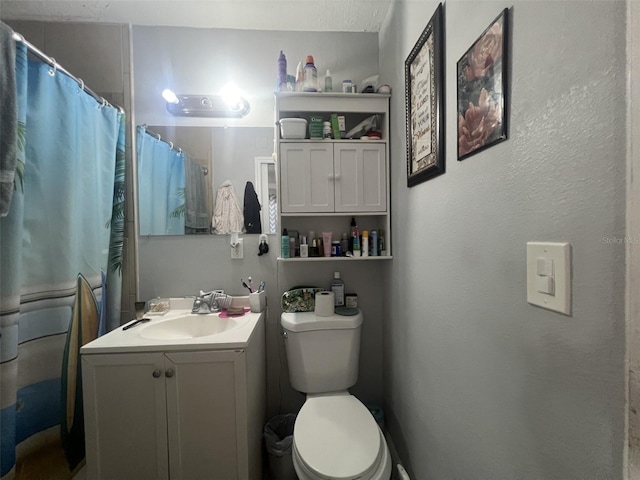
14 121 26 191
170 186 185 218
105 115 126 275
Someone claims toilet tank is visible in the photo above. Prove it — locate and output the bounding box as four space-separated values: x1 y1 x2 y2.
281 311 363 394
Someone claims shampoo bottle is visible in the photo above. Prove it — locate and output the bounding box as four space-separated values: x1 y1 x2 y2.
330 272 345 307
281 228 290 258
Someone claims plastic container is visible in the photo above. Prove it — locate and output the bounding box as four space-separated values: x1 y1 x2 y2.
342 80 353 93
280 118 307 139
264 414 297 480
331 272 345 306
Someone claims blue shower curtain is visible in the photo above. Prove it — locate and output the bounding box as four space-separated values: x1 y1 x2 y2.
137 126 185 235
0 42 124 478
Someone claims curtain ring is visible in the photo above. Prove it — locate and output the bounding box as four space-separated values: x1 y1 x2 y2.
178 148 183 154
48 58 57 76
78 78 85 92
169 142 174 150
155 133 161 142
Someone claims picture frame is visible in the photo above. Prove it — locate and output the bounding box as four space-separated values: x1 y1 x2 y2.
457 8 509 161
405 3 444 187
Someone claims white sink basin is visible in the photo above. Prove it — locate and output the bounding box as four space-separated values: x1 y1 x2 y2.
138 314 244 340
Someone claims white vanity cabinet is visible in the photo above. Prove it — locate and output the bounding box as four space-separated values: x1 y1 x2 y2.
81 313 266 480
275 92 392 260
280 142 386 213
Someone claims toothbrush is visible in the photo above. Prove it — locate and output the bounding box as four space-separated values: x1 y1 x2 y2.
258 281 266 293
241 279 253 293
248 276 255 292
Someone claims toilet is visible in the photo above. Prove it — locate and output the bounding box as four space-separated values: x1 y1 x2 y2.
281 310 392 480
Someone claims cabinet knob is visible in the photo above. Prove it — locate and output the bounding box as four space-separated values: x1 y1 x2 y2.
165 368 175 378
152 369 161 378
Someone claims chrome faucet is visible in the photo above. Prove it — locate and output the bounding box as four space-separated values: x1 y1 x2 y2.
191 291 219 314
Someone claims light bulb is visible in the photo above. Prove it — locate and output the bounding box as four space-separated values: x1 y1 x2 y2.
162 89 179 104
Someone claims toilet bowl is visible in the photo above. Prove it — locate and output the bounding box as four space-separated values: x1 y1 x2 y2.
292 393 391 480
281 310 391 480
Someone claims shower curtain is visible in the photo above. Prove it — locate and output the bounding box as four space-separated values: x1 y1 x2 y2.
137 126 185 235
0 40 125 479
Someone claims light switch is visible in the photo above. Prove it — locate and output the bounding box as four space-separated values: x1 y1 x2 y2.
535 275 554 295
536 258 554 276
527 242 571 315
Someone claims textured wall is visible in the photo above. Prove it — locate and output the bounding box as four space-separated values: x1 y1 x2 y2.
379 1 627 478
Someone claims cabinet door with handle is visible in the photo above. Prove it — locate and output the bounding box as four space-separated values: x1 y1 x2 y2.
280 143 334 213
334 144 386 212
82 352 169 480
165 349 247 479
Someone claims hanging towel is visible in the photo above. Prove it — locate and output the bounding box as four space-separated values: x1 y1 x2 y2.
243 181 262 234
0 21 18 217
212 180 244 234
184 154 210 233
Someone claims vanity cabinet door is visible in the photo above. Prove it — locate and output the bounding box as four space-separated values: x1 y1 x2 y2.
164 349 248 479
280 143 334 213
334 143 386 212
82 352 169 480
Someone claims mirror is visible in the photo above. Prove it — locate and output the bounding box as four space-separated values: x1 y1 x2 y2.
136 125 276 235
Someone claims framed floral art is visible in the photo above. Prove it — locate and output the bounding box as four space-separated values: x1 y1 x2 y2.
457 8 509 161
405 3 444 187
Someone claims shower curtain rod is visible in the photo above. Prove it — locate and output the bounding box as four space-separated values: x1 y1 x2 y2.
12 31 124 114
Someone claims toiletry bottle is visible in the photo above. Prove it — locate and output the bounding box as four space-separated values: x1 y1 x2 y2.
379 229 386 256
362 231 369 257
277 51 287 92
303 55 318 92
349 217 357 253
296 61 304 92
300 236 309 258
330 272 345 307
370 230 378 256
289 236 297 257
352 226 361 257
325 69 333 92
281 228 290 258
340 233 349 257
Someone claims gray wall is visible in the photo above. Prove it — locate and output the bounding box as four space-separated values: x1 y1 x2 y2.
379 1 627 478
134 26 384 418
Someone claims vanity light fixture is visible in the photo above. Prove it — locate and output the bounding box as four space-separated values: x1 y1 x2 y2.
162 85 250 118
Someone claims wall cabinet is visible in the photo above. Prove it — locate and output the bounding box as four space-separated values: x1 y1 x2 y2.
82 317 265 479
280 142 386 213
275 92 391 260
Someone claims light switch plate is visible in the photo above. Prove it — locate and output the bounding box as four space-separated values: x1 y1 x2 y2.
526 242 571 315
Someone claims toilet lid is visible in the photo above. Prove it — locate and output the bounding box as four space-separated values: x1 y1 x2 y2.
294 394 380 479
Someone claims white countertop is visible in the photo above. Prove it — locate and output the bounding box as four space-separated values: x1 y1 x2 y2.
81 308 264 355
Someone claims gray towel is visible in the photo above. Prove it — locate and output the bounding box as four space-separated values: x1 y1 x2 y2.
0 21 18 217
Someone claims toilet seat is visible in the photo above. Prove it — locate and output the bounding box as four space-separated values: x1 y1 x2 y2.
293 393 384 480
